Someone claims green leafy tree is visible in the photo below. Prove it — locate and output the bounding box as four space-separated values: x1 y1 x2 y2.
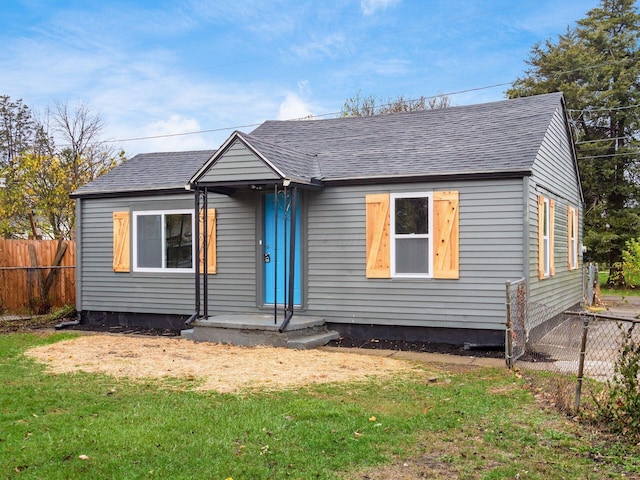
341 92 450 117
0 96 122 239
622 237 640 286
507 0 640 286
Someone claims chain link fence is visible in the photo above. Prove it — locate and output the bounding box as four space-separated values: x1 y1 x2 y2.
505 278 566 368
505 266 640 413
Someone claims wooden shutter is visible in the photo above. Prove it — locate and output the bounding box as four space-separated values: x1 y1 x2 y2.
113 211 130 272
549 199 555 276
365 194 390 278
199 208 217 274
537 195 545 279
433 191 459 279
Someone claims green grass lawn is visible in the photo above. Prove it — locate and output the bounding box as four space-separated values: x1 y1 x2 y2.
1 333 639 479
598 268 640 296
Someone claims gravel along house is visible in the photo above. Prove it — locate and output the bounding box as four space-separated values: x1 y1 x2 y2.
71 92 583 348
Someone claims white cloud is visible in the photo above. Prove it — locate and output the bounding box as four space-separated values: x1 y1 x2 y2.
277 92 314 120
96 77 281 154
140 115 210 152
188 0 299 38
290 33 349 61
360 0 400 16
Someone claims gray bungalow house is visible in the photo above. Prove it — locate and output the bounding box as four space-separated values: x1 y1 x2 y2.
71 92 583 346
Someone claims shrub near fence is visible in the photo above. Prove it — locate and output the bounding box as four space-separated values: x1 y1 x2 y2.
0 238 75 314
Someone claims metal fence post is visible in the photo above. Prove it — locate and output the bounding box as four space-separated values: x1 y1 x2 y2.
574 314 590 411
505 281 514 369
582 263 587 308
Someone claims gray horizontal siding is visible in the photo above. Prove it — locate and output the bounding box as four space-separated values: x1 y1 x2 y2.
302 180 526 332
78 192 258 316
207 191 257 310
528 107 583 309
78 178 534 334
200 141 279 183
78 194 195 315
532 108 582 205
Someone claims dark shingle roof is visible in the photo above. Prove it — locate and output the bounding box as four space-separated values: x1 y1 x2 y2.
73 93 566 197
72 150 215 197
237 132 322 182
248 92 565 181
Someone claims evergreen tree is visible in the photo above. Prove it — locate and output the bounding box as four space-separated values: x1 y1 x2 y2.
508 0 640 286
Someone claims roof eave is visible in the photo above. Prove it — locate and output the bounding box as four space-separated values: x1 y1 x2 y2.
190 176 323 190
322 169 533 186
71 185 234 200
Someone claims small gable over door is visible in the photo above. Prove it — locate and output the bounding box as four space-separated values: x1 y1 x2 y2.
199 140 280 184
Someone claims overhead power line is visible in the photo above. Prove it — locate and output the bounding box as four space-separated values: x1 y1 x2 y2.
102 82 514 145
578 152 639 160
575 136 631 145
108 122 264 144
101 55 640 146
568 103 640 113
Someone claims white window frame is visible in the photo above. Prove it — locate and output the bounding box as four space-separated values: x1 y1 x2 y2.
390 192 433 278
542 198 550 277
569 207 578 270
132 209 195 273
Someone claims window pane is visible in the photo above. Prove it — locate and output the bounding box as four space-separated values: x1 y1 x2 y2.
137 215 162 268
569 213 575 266
395 197 428 234
543 237 550 274
165 214 193 268
396 237 429 274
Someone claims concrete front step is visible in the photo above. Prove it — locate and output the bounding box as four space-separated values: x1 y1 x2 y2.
180 328 194 340
189 314 337 349
287 330 340 350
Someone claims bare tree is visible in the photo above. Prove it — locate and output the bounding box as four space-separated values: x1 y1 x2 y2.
341 91 451 117
51 101 108 185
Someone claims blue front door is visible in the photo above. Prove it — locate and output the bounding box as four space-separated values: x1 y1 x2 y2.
263 191 301 305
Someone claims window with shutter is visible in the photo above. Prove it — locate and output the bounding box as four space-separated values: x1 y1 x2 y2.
113 208 217 274
365 191 459 279
538 195 555 279
568 205 578 270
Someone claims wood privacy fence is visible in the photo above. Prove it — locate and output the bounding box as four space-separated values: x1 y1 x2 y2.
0 239 76 314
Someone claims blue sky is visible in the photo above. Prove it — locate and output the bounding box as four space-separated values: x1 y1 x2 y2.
1 0 602 155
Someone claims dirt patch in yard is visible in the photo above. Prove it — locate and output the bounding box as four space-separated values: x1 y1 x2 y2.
25 334 419 393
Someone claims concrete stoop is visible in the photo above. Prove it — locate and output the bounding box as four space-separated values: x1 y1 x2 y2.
180 328 194 340
186 314 339 350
